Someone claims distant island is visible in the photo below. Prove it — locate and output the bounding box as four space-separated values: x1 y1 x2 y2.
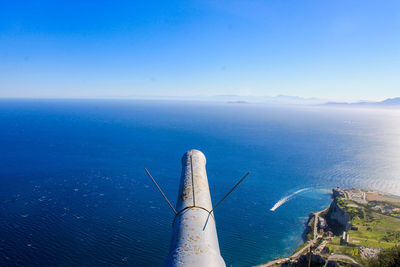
257 188 400 267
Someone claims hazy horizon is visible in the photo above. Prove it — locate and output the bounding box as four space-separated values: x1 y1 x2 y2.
0 94 398 104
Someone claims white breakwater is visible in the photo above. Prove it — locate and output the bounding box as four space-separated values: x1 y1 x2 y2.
270 188 310 211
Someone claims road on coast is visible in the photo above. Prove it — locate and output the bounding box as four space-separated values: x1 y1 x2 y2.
256 208 328 267
326 254 360 266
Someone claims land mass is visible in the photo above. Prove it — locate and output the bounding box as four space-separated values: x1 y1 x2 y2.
325 97 400 107
257 188 400 267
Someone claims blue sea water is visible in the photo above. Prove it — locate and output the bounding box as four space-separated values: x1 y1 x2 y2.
1 99 400 266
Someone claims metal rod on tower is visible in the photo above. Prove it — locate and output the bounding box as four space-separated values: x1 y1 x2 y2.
144 168 177 215
209 171 250 214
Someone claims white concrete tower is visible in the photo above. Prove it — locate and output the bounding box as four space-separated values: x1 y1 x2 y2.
165 149 226 267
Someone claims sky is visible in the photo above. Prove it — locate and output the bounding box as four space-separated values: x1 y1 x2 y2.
1 0 400 101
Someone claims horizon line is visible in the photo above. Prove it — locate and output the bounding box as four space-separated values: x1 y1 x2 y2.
0 95 394 103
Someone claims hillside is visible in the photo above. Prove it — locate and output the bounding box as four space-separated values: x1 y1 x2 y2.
259 188 400 267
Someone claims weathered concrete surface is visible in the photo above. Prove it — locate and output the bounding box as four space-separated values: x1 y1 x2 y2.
165 149 226 267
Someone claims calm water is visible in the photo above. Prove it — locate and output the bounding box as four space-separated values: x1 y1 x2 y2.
0 99 399 266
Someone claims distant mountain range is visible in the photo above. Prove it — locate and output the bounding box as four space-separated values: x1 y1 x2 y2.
379 97 400 105
130 94 400 107
210 94 326 105
213 95 400 107
325 97 400 107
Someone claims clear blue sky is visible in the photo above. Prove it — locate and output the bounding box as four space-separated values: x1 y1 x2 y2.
1 0 399 101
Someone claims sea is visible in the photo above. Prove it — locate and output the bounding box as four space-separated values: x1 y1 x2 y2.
0 99 399 266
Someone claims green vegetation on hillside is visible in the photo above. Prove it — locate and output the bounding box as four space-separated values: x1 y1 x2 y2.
327 197 400 264
327 236 363 263
366 246 400 267
345 201 400 248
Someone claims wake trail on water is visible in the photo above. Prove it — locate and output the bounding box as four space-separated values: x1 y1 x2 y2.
270 188 311 212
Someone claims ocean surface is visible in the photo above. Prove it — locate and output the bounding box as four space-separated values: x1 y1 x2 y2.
0 99 399 266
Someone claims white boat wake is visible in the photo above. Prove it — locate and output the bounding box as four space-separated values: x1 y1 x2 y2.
270 188 311 212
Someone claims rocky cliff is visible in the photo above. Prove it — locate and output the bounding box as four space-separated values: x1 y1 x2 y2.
302 213 315 241
325 196 351 234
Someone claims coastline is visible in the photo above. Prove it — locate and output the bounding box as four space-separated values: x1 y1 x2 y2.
256 188 400 267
